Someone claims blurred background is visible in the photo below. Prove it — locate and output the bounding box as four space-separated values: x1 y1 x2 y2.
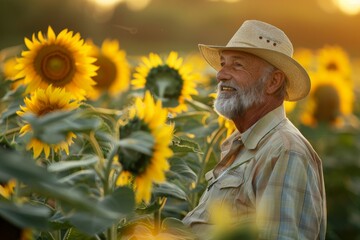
1 0 360 56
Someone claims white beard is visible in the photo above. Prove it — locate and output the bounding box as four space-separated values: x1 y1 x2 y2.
214 75 267 120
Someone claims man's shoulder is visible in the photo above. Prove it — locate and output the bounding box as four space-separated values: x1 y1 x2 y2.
259 119 318 158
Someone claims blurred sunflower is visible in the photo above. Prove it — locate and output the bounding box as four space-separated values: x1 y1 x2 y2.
17 85 79 158
218 116 236 137
3 57 18 80
184 52 212 86
120 222 187 240
15 26 98 100
300 71 354 127
116 91 174 203
132 51 198 114
316 45 351 80
284 101 297 113
2 57 23 89
87 39 130 99
293 48 315 72
0 179 16 198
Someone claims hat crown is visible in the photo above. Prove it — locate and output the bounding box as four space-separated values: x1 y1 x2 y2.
226 20 293 57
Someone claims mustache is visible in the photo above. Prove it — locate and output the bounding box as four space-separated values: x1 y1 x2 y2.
217 81 242 92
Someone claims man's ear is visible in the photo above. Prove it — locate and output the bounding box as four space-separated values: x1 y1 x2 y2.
266 70 286 95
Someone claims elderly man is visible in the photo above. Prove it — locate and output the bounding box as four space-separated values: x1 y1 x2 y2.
182 20 327 239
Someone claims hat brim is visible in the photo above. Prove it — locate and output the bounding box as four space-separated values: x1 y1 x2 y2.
198 44 310 101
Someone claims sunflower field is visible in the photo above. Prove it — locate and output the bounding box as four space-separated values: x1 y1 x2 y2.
1 23 360 240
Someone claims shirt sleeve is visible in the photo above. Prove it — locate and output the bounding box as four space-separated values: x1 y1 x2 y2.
254 149 324 239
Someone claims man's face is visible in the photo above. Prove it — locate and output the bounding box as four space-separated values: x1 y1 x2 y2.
214 51 273 119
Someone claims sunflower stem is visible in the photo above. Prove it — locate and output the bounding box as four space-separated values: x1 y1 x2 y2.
156 80 171 102
82 103 123 116
107 225 117 240
1 127 21 137
154 197 167 235
86 132 107 192
191 126 226 207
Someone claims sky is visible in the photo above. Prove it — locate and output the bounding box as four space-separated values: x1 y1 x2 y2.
1 0 360 57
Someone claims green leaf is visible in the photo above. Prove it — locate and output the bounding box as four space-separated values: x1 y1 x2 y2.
48 155 99 172
0 149 117 220
58 169 97 185
118 131 154 155
100 187 135 215
172 135 202 154
21 111 102 144
65 211 114 236
0 201 51 230
168 158 198 183
185 98 214 112
64 228 99 240
153 182 187 200
65 187 135 236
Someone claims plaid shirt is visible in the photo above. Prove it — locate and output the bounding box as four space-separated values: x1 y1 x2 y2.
183 105 327 239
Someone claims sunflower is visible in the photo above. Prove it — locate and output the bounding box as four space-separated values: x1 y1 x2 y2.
86 39 131 99
116 91 174 203
284 101 297 113
184 52 213 86
15 26 98 100
293 48 315 72
17 85 79 158
300 71 354 127
132 51 198 114
3 57 18 80
2 57 24 89
0 179 16 198
316 45 352 80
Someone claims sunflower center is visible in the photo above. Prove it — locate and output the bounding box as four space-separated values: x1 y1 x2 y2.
145 65 183 108
37 106 56 116
118 117 153 176
326 62 338 71
313 84 340 123
35 45 75 86
93 55 117 89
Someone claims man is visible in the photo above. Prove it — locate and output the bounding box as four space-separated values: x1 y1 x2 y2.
182 20 327 239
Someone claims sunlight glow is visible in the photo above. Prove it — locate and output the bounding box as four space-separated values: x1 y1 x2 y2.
89 0 124 7
88 0 150 11
208 0 243 2
126 0 151 11
333 0 360 15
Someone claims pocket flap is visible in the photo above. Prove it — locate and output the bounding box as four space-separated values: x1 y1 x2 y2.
220 173 244 188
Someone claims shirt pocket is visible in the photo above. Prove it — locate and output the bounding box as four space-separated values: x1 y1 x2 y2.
219 172 245 189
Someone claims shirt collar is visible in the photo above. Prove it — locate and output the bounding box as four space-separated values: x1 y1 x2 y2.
222 104 286 150
243 104 286 149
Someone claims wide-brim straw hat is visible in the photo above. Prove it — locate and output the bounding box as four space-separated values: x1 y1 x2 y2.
198 20 310 101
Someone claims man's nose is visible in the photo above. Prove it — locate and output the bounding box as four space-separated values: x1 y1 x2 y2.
216 67 231 83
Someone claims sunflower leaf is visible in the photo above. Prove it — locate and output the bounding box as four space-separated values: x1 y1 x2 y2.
22 111 102 144
153 182 188 201
118 131 154 156
171 135 202 153
47 155 99 172
64 187 135 236
168 157 198 183
0 201 51 230
0 148 117 220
